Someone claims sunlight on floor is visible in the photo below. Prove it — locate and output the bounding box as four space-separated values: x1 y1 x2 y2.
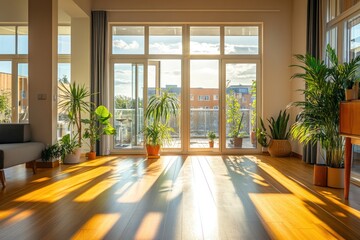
249 193 339 239
14 167 112 203
135 212 163 239
71 213 121 240
74 179 118 202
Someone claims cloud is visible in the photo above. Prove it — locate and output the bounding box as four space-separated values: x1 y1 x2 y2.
113 40 140 50
225 44 258 54
149 42 182 54
190 41 220 54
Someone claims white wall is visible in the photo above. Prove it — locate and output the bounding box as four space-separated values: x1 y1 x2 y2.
291 0 307 155
93 0 304 153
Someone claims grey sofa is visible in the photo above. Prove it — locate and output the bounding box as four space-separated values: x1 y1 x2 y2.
0 124 44 187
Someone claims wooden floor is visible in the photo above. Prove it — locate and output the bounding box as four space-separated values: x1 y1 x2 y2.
1 155 360 240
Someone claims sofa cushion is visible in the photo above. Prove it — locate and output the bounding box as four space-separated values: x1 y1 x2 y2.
0 124 31 143
0 142 44 169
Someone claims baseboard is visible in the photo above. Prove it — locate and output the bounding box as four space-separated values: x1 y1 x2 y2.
26 160 60 168
291 152 302 159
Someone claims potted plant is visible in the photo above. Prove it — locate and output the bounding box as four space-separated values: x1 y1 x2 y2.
41 142 62 162
226 91 245 148
143 90 179 158
291 45 360 188
82 105 116 160
59 133 80 164
207 131 216 148
256 110 291 157
58 82 91 163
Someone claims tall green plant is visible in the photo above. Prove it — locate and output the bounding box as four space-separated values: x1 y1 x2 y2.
144 90 179 146
290 45 360 167
226 91 244 138
58 82 91 147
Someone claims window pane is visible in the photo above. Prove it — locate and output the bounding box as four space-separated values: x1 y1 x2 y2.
18 63 28 123
349 17 360 59
149 26 182 54
190 60 219 148
18 26 28 54
57 63 71 139
114 63 144 149
0 61 12 122
328 0 339 22
326 27 337 54
225 26 259 55
0 26 16 54
58 26 71 54
225 63 257 149
112 26 144 54
190 27 220 54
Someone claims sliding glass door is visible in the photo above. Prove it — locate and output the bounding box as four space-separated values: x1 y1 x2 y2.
113 63 144 150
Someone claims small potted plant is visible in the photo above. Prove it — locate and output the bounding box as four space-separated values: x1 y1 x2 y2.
59 133 80 164
207 131 216 148
82 105 116 160
256 110 291 157
41 142 62 162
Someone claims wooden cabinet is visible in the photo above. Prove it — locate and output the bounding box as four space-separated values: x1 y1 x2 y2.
340 101 360 136
339 100 360 200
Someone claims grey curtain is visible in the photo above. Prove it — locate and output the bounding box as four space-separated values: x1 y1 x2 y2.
303 0 322 164
91 11 108 155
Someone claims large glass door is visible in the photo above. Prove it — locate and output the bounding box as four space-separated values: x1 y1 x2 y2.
223 62 258 151
113 63 144 150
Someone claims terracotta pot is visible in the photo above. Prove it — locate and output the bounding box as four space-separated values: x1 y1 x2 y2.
146 144 160 159
250 131 256 145
233 137 243 148
87 151 96 160
345 89 353 101
313 164 327 187
267 139 291 157
209 140 214 148
327 167 344 188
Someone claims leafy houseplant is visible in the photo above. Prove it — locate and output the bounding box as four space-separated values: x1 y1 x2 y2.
59 133 80 163
82 105 116 159
291 45 360 187
207 131 216 148
256 110 291 157
41 143 62 162
143 90 179 158
226 91 245 147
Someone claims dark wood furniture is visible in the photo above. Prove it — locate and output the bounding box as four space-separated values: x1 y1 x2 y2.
339 100 360 200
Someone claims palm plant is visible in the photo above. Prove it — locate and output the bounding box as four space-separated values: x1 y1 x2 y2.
290 45 360 168
58 82 91 147
144 90 179 147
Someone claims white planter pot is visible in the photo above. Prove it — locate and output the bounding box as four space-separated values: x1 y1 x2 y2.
63 148 81 164
327 167 344 188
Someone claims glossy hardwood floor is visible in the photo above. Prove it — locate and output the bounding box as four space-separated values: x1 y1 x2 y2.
0 155 360 240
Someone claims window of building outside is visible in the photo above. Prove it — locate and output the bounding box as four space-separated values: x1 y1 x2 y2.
111 24 260 153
